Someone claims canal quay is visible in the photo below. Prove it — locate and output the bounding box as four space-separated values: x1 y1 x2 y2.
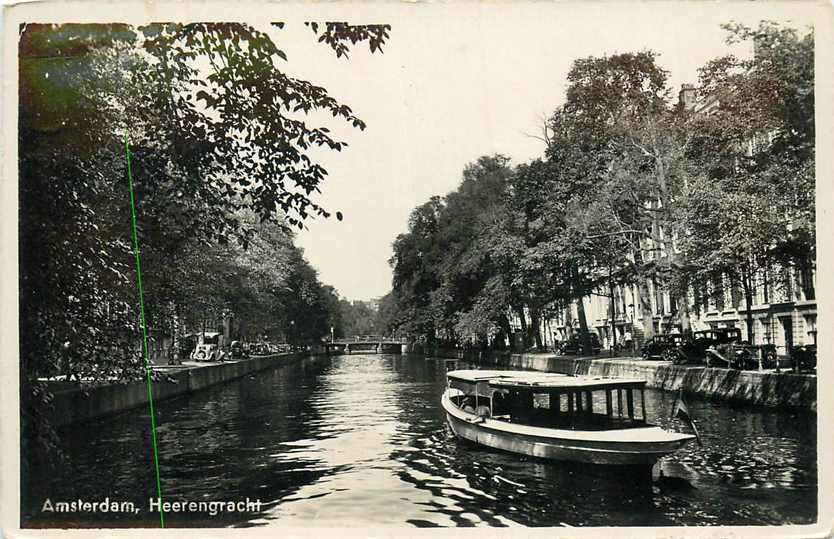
23 351 817 528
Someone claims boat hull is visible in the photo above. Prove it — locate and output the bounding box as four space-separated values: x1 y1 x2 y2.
442 392 692 467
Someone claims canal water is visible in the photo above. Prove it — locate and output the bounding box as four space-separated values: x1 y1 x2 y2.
23 354 817 528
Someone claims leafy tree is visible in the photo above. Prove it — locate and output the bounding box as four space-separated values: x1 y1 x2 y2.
435 156 513 346
373 292 402 337
483 158 575 350
338 300 378 337
384 21 813 357
388 156 513 349
20 22 390 459
541 52 675 344
389 196 445 346
681 21 814 343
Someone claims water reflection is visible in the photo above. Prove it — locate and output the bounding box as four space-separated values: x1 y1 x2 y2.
23 354 816 527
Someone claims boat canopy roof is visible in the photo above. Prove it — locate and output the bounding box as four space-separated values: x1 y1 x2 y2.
447 370 646 391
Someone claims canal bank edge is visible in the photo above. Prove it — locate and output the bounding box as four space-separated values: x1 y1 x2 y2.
46 352 309 427
431 350 817 412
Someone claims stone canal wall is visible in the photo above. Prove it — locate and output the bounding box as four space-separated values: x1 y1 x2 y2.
432 349 817 411
48 352 306 427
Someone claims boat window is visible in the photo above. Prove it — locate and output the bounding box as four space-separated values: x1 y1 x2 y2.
449 379 492 396
491 386 649 430
491 389 510 416
449 379 493 412
449 379 476 395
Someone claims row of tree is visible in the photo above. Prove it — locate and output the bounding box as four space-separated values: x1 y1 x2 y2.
381 22 815 353
20 22 390 457
331 299 391 338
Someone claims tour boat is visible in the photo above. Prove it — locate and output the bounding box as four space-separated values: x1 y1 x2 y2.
442 369 695 467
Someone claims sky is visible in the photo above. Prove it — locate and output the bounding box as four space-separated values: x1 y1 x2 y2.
264 4 815 302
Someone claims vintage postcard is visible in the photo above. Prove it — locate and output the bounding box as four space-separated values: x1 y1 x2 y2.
1 1 832 537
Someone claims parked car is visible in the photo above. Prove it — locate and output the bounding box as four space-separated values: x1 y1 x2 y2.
177 334 198 363
791 344 816 373
249 343 269 356
641 334 685 360
704 342 756 369
669 328 748 366
190 332 225 362
229 340 247 360
711 327 744 345
559 333 602 355
668 332 709 365
740 342 780 369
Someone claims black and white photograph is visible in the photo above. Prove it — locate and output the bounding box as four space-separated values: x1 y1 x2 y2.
2 1 832 536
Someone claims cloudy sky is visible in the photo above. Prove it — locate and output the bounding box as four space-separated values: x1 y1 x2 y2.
266 3 815 302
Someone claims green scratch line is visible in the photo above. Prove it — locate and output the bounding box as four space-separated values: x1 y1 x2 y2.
125 135 165 528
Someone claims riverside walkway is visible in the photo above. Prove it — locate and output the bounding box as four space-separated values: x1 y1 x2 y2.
45 351 306 427
437 350 817 411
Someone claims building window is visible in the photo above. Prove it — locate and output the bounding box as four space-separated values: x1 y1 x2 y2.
758 319 770 345
804 314 817 345
714 276 725 312
782 267 793 302
730 276 742 310
800 261 815 301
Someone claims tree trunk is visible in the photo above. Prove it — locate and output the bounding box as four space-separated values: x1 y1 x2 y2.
426 326 436 348
571 265 592 353
632 237 655 340
171 302 180 362
635 276 655 339
564 302 573 337
763 264 770 303
576 297 591 353
530 306 544 352
609 269 617 353
677 293 692 336
515 305 528 351
498 313 512 350
741 266 755 344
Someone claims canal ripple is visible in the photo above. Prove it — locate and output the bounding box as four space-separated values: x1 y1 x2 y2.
23 354 816 528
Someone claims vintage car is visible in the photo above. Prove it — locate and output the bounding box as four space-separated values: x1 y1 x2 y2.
741 342 780 369
669 328 750 366
190 332 225 362
698 328 784 370
704 343 756 370
640 334 685 360
559 333 602 355
176 334 198 364
249 342 272 356
791 344 817 373
229 340 247 360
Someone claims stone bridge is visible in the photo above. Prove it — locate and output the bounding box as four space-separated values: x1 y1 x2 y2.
325 336 405 355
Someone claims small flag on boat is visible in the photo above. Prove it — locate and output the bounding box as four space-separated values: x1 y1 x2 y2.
671 389 703 447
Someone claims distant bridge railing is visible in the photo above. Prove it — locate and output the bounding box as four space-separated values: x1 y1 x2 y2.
330 336 406 345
